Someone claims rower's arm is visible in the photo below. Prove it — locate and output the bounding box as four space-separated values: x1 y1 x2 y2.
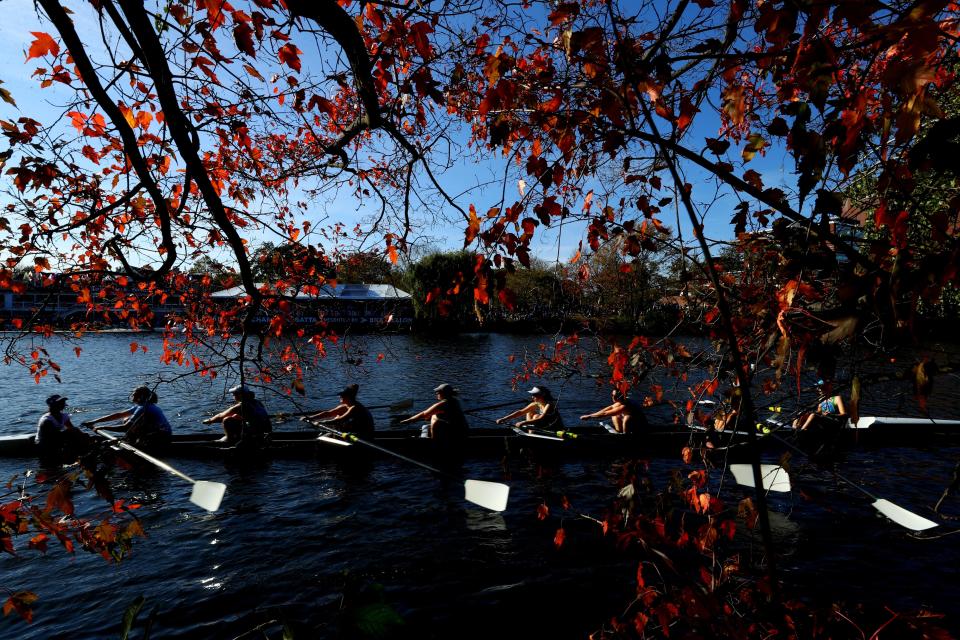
497 403 534 423
398 409 425 424
84 409 132 427
400 401 443 423
203 402 242 424
306 404 347 421
581 403 619 419
517 404 552 427
324 405 355 425
834 396 847 416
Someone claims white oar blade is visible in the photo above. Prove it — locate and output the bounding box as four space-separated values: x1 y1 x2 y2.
317 435 352 447
190 481 227 512
730 464 792 493
872 499 937 531
464 479 510 512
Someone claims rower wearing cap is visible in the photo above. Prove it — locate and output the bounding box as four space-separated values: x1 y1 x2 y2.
36 394 77 459
580 389 647 434
203 384 272 444
83 386 172 448
496 386 564 431
303 383 374 440
399 383 468 444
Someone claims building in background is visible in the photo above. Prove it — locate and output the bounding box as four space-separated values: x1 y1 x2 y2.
210 282 413 329
1 276 412 331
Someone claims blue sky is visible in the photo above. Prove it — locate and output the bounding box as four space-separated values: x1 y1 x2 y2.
0 0 803 270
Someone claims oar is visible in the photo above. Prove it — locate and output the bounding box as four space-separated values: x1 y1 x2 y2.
270 398 414 421
89 428 226 512
368 398 415 412
463 400 525 414
469 413 571 439
762 428 937 531
729 464 792 493
308 420 510 512
510 426 566 441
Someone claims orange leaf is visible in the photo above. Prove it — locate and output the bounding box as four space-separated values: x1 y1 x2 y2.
537 503 549 520
234 21 255 57
203 0 229 30
135 110 153 129
464 204 481 246
26 32 59 61
130 342 138 353
45 480 74 516
243 63 264 81
497 287 516 311
277 43 302 72
67 111 87 134
28 533 47 553
119 104 135 128
409 22 434 59
3 591 38 623
553 527 566 549
698 493 711 514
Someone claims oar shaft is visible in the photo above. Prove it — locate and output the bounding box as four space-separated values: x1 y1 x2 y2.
310 421 447 478
464 400 523 414
271 399 412 420
83 424 226 512
768 432 878 501
96 430 197 484
368 400 413 411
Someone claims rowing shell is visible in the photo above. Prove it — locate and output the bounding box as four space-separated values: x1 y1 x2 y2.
2 415 957 461
0 426 697 460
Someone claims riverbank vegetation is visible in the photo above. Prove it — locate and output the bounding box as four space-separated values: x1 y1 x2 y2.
2 0 959 635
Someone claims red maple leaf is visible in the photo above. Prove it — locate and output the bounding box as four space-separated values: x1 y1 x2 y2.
26 32 59 61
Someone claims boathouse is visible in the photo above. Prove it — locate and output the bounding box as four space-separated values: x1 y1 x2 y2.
209 283 414 328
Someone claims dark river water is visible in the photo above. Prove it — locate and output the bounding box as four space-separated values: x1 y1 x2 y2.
1 333 959 638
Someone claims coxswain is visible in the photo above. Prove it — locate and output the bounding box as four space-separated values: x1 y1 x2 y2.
303 383 375 440
203 384 272 444
496 386 564 431
580 389 648 434
398 383 468 444
36 394 79 460
83 386 172 448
